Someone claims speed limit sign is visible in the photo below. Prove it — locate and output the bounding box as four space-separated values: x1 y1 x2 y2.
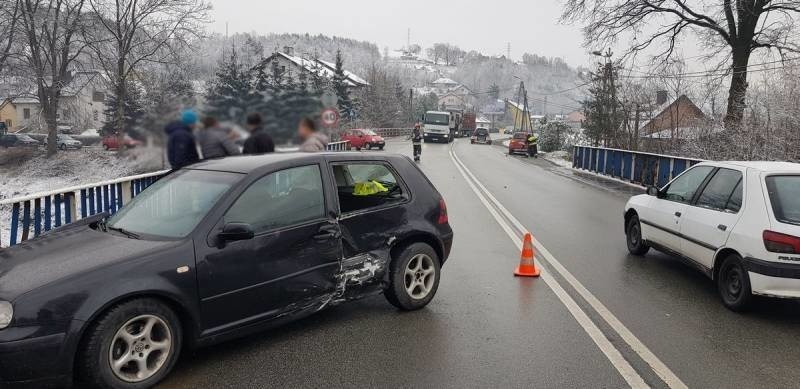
321 108 340 128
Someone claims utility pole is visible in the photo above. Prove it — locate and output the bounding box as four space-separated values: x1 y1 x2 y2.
592 49 615 147
407 28 411 50
507 42 511 60
409 88 414 124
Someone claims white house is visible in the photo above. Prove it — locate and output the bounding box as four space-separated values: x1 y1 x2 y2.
0 70 109 133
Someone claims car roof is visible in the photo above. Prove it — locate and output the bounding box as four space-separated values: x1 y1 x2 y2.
186 152 395 174
698 160 800 173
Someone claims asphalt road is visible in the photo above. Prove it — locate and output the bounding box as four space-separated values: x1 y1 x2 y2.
160 138 800 388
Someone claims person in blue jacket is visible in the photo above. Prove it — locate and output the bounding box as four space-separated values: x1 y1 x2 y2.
166 110 200 170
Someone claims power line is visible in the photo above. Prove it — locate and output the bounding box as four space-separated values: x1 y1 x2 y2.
619 57 800 79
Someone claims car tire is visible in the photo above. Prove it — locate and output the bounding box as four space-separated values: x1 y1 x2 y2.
385 242 441 311
59 143 67 151
717 254 753 312
103 144 110 151
78 298 182 389
379 145 384 150
355 147 361 151
626 215 650 256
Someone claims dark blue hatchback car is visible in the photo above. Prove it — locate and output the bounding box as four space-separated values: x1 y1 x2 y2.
0 152 453 388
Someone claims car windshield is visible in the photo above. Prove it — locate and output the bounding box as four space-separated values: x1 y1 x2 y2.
18 135 35 141
765 175 800 225
59 135 75 141
476 129 489 135
107 170 240 238
425 113 449 125
365 130 377 135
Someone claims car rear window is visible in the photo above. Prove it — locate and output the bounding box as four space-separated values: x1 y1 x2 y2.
476 129 489 135
765 175 800 225
513 133 527 140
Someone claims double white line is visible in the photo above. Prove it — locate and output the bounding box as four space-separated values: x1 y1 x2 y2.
449 146 687 389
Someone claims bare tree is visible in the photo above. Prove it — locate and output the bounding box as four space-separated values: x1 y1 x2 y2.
0 0 21 74
561 0 800 129
86 0 210 152
19 0 90 157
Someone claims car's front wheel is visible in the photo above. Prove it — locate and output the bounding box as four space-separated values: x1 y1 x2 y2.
717 254 753 312
385 242 441 310
78 298 182 388
626 214 650 256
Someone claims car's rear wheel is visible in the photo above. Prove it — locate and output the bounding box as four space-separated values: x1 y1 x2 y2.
59 143 67 150
717 254 753 312
626 214 650 256
385 242 441 310
103 144 110 151
78 298 182 389
379 145 384 150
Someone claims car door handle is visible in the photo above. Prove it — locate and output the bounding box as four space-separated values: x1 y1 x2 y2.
314 226 341 241
674 212 682 217
718 224 728 231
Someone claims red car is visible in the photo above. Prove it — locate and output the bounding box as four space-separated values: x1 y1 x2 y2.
102 134 142 150
342 129 386 151
508 132 531 155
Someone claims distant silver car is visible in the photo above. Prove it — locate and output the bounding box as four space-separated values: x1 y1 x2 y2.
46 134 83 150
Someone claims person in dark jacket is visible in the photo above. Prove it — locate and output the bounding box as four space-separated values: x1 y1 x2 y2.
198 116 240 159
166 110 200 169
242 113 274 154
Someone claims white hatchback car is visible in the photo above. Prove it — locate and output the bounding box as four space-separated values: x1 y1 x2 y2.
624 161 800 311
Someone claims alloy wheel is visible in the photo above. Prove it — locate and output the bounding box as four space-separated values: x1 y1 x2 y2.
108 314 172 383
404 254 436 299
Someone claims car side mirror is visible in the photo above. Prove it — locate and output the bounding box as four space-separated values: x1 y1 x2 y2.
646 186 660 197
218 222 254 244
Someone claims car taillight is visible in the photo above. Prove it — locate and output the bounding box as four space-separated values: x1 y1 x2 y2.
763 230 800 254
438 199 448 224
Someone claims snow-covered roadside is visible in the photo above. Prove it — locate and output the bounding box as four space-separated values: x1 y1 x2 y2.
0 147 164 247
541 150 573 168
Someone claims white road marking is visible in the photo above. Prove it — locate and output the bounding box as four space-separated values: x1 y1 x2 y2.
450 148 648 389
450 144 688 389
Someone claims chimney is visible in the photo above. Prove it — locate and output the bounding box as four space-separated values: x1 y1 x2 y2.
283 46 294 56
656 90 668 105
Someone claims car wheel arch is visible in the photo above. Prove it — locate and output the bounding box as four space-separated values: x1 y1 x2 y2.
73 291 199 369
389 233 444 267
712 248 743 281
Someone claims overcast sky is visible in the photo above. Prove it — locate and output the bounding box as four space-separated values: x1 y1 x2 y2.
207 0 593 67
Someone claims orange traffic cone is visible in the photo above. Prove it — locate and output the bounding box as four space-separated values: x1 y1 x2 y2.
514 233 541 277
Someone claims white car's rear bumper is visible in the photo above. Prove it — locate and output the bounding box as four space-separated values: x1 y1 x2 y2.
745 257 800 298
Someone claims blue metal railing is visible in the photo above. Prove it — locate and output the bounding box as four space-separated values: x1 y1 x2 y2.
572 146 703 188
1 171 168 247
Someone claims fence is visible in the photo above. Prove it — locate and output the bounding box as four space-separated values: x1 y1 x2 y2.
374 128 413 137
0 170 168 247
572 146 703 188
326 140 351 151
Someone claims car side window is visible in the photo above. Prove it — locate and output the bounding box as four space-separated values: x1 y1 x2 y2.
224 165 325 233
332 163 404 214
664 166 715 203
726 180 743 213
696 168 743 212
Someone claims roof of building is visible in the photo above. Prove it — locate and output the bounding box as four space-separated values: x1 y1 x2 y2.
269 52 368 87
639 94 707 132
432 77 459 85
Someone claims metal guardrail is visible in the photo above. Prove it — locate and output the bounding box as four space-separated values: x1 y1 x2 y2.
326 140 351 151
373 128 413 137
572 146 703 188
0 171 168 247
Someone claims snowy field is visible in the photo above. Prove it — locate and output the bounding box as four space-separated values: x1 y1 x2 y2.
0 147 164 247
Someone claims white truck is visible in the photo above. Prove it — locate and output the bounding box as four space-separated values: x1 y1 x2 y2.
422 111 461 143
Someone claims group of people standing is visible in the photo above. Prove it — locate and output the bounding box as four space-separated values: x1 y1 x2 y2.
165 110 330 170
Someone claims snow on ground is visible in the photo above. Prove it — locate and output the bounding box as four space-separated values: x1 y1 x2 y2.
542 150 573 168
0 147 164 247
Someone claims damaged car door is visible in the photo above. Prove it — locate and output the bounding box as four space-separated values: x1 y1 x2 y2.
330 161 410 294
196 164 342 333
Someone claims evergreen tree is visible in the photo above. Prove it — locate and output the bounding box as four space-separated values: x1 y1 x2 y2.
332 49 354 120
102 81 145 136
204 50 251 124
